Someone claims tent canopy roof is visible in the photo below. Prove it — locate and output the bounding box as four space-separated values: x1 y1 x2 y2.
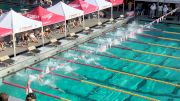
0 27 12 37
85 0 112 10
24 6 65 26
0 10 42 33
107 0 124 6
68 0 98 14
47 1 84 20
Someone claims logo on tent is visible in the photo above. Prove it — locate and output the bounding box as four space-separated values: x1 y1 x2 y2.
42 13 53 20
26 14 40 19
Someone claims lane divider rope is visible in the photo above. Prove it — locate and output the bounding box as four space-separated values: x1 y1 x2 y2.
28 66 159 101
51 57 180 88
71 48 180 72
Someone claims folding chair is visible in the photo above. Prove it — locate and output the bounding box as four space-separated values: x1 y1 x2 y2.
28 46 40 55
0 55 14 66
67 33 79 40
50 38 61 46
83 27 94 34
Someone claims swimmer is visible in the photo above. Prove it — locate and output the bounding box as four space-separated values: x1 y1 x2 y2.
46 85 65 93
71 72 87 80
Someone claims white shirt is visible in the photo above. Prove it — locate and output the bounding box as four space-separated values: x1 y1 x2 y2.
163 6 168 13
158 5 163 11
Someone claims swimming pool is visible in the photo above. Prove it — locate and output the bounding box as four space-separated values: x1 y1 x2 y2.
0 21 180 101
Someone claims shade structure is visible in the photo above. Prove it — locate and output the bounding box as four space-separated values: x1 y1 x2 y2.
107 0 124 6
24 6 65 26
0 27 12 37
68 0 98 14
0 10 42 56
0 10 42 34
85 0 112 10
47 1 84 20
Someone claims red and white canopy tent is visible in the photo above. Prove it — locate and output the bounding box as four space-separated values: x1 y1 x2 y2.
0 10 42 56
23 6 65 46
24 6 65 26
85 0 112 23
68 0 98 28
108 0 124 6
107 0 124 18
0 27 12 38
47 1 84 36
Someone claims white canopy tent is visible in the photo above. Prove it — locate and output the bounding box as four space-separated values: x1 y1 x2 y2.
0 10 42 56
85 0 112 23
48 2 84 37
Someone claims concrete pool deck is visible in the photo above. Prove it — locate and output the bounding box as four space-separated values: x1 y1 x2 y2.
0 16 133 79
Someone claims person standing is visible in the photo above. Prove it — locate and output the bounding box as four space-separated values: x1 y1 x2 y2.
128 1 133 11
163 5 169 15
158 4 163 17
150 3 156 18
175 3 180 21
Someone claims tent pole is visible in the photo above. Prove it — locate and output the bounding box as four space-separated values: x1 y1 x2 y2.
64 20 67 37
12 33 16 56
41 27 44 46
123 3 125 15
83 15 85 29
134 0 136 12
111 6 113 20
98 10 100 23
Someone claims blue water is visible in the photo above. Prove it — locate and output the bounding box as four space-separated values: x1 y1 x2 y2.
0 21 180 101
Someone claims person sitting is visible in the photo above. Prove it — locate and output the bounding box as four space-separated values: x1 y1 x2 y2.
21 32 29 47
0 41 5 51
29 32 38 43
25 93 36 101
0 92 9 101
44 27 51 39
59 24 65 33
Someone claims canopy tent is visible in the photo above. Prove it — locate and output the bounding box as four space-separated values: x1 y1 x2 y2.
24 6 65 26
107 0 124 6
0 10 42 56
47 1 84 20
85 0 112 22
0 27 12 37
68 0 98 29
135 0 180 3
0 10 42 33
85 0 112 10
47 1 84 36
68 0 98 15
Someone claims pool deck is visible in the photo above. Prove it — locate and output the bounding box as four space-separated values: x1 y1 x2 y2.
137 15 180 25
0 16 133 79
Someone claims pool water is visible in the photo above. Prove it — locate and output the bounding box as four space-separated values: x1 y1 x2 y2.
0 21 180 101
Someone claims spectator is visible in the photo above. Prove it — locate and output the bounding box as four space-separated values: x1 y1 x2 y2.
29 31 38 43
0 9 3 16
175 3 180 21
47 0 52 6
150 3 156 18
158 4 163 17
128 1 133 11
26 93 36 101
44 27 51 38
163 5 169 15
0 92 9 101
0 41 5 51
